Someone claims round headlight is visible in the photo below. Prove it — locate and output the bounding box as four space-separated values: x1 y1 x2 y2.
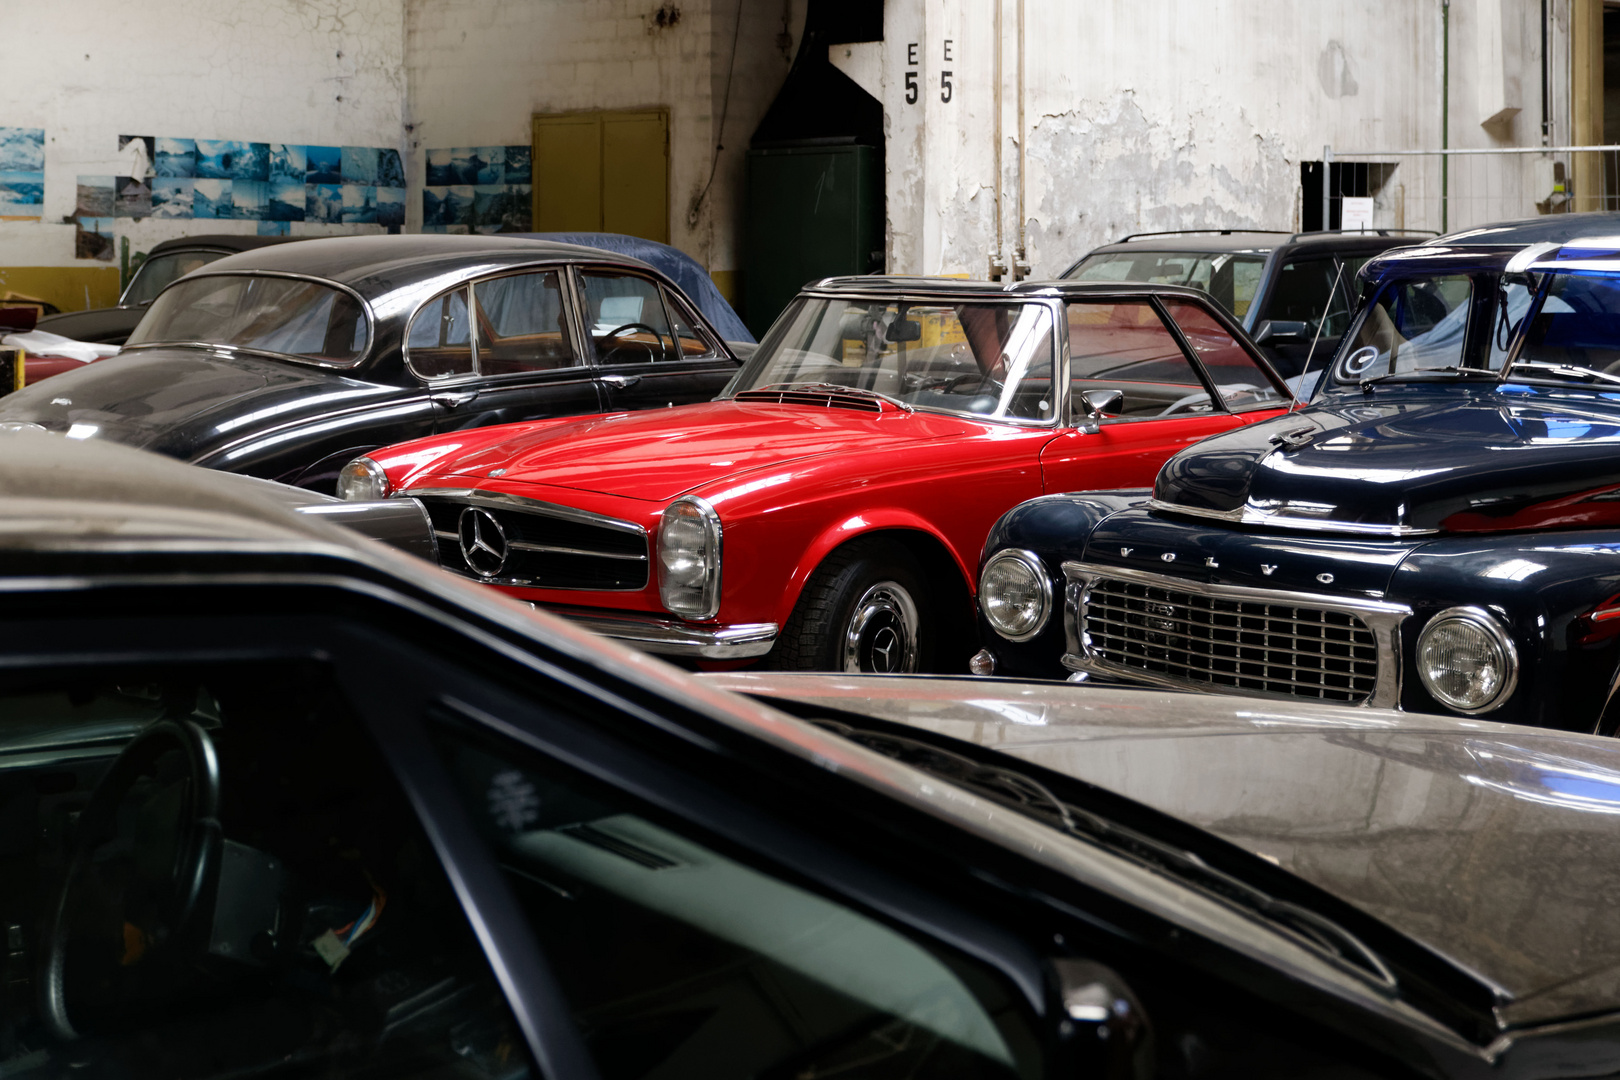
658 497 722 619
336 456 391 501
980 549 1052 642
1416 606 1518 713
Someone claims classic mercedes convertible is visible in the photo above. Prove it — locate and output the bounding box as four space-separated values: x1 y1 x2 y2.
337 276 1292 672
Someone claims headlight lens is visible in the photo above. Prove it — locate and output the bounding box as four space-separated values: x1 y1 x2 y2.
1416 606 1518 713
980 549 1052 641
658 497 722 619
336 456 391 501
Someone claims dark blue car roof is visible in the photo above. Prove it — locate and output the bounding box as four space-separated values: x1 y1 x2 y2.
1435 211 1620 246
512 232 753 343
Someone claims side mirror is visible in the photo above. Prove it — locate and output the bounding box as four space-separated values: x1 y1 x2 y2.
1050 958 1153 1079
1077 388 1124 434
1253 319 1310 346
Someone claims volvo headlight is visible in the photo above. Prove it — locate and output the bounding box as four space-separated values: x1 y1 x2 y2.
658 497 722 619
980 549 1052 642
336 456 391 501
1416 606 1518 713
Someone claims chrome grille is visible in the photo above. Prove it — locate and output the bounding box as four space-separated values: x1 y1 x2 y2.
415 492 648 591
1063 562 1407 706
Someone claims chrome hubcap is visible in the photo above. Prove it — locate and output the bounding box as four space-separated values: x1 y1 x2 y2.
841 581 920 673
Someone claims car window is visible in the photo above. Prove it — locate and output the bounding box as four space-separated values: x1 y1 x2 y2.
128 274 368 365
6 664 535 1079
1160 299 1287 412
1513 271 1620 376
1332 275 1472 383
472 270 579 375
664 287 718 358
1068 251 1268 319
430 720 1036 1080
580 272 676 364
1488 272 1537 371
1261 257 1356 339
122 250 229 306
1068 300 1216 419
406 285 475 379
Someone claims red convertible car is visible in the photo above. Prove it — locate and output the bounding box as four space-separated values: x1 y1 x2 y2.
338 277 1294 671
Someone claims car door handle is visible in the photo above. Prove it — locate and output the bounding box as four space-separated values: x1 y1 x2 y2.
431 390 479 408
601 374 642 389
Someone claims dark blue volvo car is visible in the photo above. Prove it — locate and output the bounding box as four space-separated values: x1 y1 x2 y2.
975 233 1620 733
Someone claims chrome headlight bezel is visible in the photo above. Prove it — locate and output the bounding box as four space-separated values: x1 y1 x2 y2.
1416 605 1519 714
336 456 392 502
979 548 1053 642
657 496 722 620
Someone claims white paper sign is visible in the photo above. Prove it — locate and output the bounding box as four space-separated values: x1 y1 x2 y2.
1340 196 1375 231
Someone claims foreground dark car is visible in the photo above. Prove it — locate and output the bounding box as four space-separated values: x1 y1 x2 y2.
15 436 1620 1077
977 236 1620 733
0 235 741 492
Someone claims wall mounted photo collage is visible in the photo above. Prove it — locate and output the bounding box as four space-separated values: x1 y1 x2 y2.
421 145 532 234
0 127 46 220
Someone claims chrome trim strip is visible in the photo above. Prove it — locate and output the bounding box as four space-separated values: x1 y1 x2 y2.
1148 498 1441 538
509 540 646 562
1059 560 1410 709
408 488 648 538
545 606 778 659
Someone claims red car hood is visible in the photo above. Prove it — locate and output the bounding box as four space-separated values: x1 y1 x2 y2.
415 400 978 502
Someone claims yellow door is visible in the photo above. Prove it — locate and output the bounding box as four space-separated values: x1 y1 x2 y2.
532 110 668 242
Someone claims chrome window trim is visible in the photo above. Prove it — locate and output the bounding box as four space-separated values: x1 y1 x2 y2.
129 270 377 370
117 246 232 306
1059 559 1410 708
1147 497 1442 538
655 282 724 362
406 487 647 539
545 605 777 659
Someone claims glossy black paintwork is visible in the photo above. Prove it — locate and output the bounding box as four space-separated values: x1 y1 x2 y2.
0 235 740 492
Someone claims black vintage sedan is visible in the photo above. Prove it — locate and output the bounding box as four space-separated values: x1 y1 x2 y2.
15 434 1620 1079
976 235 1620 733
0 235 741 492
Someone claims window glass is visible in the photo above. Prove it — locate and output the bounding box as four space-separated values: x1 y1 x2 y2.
1514 272 1620 375
406 286 474 379
1488 273 1537 371
1161 300 1287 412
129 275 368 365
581 272 676 363
1067 300 1214 419
473 271 578 374
663 288 717 358
123 250 230 306
1262 257 1357 339
4 665 533 1079
1067 251 1268 319
1332 275 1471 384
432 721 1034 1080
732 299 1055 420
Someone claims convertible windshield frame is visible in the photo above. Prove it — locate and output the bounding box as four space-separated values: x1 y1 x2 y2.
124 270 376 370
726 291 1067 428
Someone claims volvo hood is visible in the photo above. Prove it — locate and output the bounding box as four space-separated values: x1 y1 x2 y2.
1153 388 1620 536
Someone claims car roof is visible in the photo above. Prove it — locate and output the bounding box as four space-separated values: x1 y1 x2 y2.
801 275 1220 303
145 233 305 257
194 234 661 294
1435 211 1620 246
1078 229 1425 256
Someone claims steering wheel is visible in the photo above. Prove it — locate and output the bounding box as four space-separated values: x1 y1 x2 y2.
39 720 222 1041
600 322 670 363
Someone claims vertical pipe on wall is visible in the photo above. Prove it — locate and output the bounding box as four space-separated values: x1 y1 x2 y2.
1015 0 1028 278
1442 0 1450 234
1543 0 1552 144
993 0 1004 277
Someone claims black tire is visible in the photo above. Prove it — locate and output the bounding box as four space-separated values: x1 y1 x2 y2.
768 539 933 673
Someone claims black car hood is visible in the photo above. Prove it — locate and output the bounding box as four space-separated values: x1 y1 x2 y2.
0 346 398 460
1154 387 1620 535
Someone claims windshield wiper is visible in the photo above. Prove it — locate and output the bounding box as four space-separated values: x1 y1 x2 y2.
1507 361 1620 387
1357 366 1496 391
757 382 915 412
813 718 1398 992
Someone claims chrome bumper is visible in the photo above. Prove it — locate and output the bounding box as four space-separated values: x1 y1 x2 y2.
547 606 778 660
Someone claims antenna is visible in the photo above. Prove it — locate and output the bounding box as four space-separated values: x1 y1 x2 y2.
1286 259 1349 415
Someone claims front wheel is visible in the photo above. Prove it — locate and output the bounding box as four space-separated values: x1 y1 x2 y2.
769 540 931 673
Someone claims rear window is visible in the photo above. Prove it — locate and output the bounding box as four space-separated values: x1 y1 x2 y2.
1068 250 1268 319
127 274 370 366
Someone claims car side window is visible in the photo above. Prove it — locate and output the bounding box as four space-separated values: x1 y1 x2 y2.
407 286 475 379
1161 299 1286 412
580 272 676 364
1333 274 1472 383
1068 300 1216 420
1261 257 1357 338
663 288 718 358
5 663 535 1080
472 271 579 375
430 721 1037 1080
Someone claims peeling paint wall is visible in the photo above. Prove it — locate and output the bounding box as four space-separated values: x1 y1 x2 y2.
0 0 408 277
836 0 1568 278
404 0 805 293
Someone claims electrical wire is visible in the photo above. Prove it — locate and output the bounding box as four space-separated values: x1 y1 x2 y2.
686 0 746 229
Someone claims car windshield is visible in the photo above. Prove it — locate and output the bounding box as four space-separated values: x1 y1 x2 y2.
121 249 229 306
1510 271 1620 380
1067 250 1268 319
730 296 1057 421
126 273 370 366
